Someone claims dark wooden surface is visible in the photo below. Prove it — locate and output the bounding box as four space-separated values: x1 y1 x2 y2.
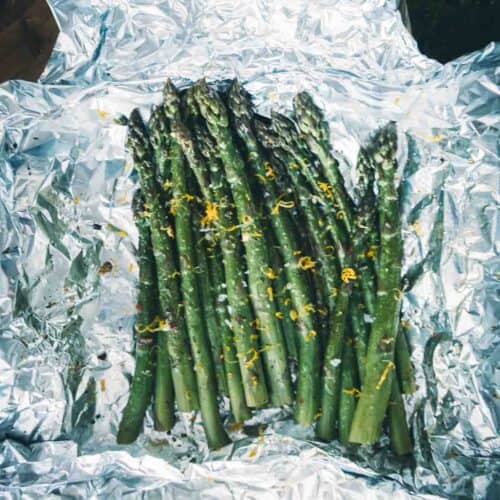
0 0 59 83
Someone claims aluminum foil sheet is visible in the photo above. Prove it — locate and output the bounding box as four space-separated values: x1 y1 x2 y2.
0 0 498 498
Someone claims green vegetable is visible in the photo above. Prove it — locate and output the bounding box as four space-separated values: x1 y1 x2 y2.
117 191 168 443
194 228 229 397
262 110 353 439
206 242 253 422
122 81 415 454
338 337 358 445
194 80 293 406
127 109 199 415
388 379 413 455
164 82 230 449
227 80 320 424
174 86 269 408
293 92 355 236
349 123 404 445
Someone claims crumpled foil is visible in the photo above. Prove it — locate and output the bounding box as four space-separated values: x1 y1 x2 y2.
0 0 498 498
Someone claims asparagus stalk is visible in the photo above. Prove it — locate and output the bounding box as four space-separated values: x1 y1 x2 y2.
260 111 353 438
315 284 350 441
350 287 369 383
253 116 339 310
206 243 253 422
173 85 269 408
292 92 355 236
388 379 413 454
117 191 167 443
269 111 350 262
354 140 414 451
194 233 229 397
270 242 299 362
227 81 320 424
395 331 416 394
163 83 230 449
268 143 336 346
356 148 414 393
349 123 404 445
194 80 293 406
148 105 171 185
352 147 378 316
127 109 199 414
338 337 358 445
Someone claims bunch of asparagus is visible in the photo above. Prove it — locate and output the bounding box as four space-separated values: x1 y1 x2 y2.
117 79 415 454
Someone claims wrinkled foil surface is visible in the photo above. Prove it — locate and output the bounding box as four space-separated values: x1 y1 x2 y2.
0 1 498 498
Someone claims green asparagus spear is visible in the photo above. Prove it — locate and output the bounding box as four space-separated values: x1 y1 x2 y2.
127 109 199 414
194 232 229 397
352 147 378 316
148 105 171 185
269 111 350 262
258 111 354 438
270 242 299 362
388 379 413 455
354 140 414 451
163 83 230 449
159 84 227 399
206 243 253 422
117 191 168 443
173 86 269 408
349 123 404 445
315 283 350 441
227 80 320 424
350 287 369 383
253 116 339 310
293 92 355 236
194 80 293 406
395 330 416 394
338 337 358 445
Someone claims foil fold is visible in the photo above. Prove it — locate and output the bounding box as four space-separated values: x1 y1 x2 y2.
0 0 498 498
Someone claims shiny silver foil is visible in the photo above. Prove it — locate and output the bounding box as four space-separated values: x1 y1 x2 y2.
0 0 498 497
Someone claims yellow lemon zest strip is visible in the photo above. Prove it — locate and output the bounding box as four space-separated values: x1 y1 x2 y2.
366 245 377 259
169 198 178 215
343 387 361 396
401 319 410 330
410 220 422 235
341 267 357 283
271 193 295 215
305 330 317 342
297 256 316 270
317 181 333 199
376 361 395 390
264 161 276 180
263 267 277 280
318 307 328 317
303 303 315 314
244 348 259 368
201 202 219 226
135 316 167 333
